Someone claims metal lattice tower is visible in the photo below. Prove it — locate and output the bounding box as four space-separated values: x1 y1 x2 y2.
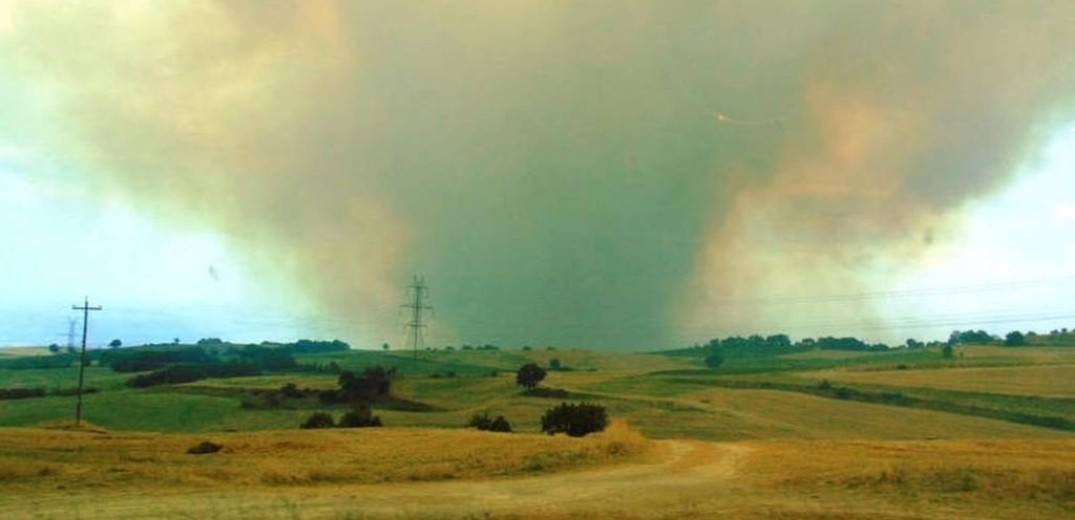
402 275 433 360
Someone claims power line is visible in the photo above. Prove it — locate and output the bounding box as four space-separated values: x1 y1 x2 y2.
703 275 1075 307
401 275 433 360
71 297 102 428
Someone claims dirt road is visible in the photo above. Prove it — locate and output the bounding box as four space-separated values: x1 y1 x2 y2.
13 441 751 519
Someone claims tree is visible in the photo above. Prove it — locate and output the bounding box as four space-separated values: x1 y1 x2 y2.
548 358 562 370
516 363 547 391
382 342 390 351
109 339 122 349
941 344 955 359
1004 330 1026 347
540 402 608 437
48 344 60 354
704 352 725 369
336 367 392 403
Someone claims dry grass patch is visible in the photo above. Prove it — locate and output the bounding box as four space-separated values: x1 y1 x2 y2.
746 439 1075 507
0 423 649 493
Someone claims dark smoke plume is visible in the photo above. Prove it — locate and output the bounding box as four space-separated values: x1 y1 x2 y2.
5 1 1075 348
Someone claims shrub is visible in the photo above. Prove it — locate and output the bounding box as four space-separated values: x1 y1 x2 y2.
540 402 608 437
280 382 303 399
466 411 512 433
337 405 383 428
186 440 223 455
300 412 335 429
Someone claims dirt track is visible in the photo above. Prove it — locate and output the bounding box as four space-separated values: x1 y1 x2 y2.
13 441 751 519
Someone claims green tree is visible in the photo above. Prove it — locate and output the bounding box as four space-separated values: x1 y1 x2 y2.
48 344 60 354
941 344 955 359
1004 330 1026 347
109 339 122 349
516 363 547 391
704 352 725 369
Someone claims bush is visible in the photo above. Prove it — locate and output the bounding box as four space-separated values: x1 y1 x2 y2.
466 411 512 433
540 402 608 437
300 412 335 429
186 440 223 454
337 405 383 428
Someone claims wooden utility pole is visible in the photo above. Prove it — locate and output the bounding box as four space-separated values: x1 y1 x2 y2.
71 297 102 427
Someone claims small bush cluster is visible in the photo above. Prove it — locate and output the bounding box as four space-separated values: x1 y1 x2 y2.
300 412 336 429
126 363 261 388
186 440 224 455
466 412 512 433
300 406 383 429
319 367 395 405
540 402 608 437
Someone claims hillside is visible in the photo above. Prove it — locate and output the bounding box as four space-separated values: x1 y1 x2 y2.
0 341 1072 518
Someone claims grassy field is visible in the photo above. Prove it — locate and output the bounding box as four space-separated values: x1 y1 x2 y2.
0 342 1073 518
802 364 1075 398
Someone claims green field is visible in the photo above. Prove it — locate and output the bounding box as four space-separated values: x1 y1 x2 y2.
1 342 1072 438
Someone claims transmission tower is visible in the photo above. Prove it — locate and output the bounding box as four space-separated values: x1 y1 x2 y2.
71 297 102 427
402 275 433 360
66 319 77 350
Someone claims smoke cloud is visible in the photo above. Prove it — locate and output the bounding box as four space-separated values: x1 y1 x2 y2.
4 1 1075 348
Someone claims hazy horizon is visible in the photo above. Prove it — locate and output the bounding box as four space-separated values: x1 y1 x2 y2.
3 1 1075 350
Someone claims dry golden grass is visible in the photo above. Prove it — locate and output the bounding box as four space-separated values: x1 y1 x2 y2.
0 422 649 493
1 429 1070 519
744 439 1075 515
803 364 1075 398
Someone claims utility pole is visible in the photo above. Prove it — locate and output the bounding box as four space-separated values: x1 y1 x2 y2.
71 297 102 427
402 275 432 360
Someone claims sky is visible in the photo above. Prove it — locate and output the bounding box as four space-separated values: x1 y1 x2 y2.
2 1 1075 350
